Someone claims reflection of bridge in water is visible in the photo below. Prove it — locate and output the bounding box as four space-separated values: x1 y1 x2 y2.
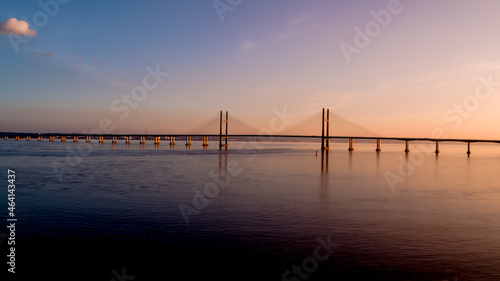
2 109 499 155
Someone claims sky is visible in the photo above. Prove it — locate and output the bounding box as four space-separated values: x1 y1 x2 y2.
1 0 500 138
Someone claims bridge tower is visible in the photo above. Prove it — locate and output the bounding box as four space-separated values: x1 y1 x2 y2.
321 108 330 151
220 111 228 149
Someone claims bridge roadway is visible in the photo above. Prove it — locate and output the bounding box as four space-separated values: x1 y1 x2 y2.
1 133 500 144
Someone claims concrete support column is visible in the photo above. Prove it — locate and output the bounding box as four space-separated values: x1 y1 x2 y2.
170 136 175 145
61 136 66 142
15 136 19 141
38 136 43 141
112 136 117 144
74 136 78 142
50 136 54 142
435 142 440 154
467 142 471 155
376 139 381 152
348 138 354 151
125 136 131 144
405 140 410 153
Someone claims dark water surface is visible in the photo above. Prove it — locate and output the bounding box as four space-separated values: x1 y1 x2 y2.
1 140 500 280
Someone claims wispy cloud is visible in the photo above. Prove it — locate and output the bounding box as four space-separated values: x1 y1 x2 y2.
107 79 135 89
377 73 444 88
377 61 500 89
44 52 112 73
286 9 321 27
275 5 332 41
237 6 332 53
241 41 257 50
30 51 53 58
0 18 37 36
24 48 113 77
70 56 111 73
92 57 110 68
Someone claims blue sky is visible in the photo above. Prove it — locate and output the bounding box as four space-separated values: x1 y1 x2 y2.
1 0 500 138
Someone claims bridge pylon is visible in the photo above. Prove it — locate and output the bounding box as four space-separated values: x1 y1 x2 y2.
220 111 228 149
321 108 330 151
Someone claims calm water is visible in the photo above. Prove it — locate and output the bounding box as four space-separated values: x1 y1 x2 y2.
1 139 500 280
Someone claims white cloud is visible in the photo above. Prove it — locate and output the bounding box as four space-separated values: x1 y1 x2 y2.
0 18 37 36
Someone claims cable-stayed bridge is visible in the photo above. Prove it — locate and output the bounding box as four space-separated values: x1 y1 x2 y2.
1 109 499 155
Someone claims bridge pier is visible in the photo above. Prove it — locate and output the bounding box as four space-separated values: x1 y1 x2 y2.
50 136 55 142
38 136 42 141
170 136 175 146
321 108 330 151
405 140 410 153
4 136 8 140
61 136 66 142
154 137 160 145
186 136 192 146
74 136 79 142
112 136 117 144
125 136 131 144
86 136 91 143
435 142 440 154
376 139 381 152
140 136 145 145
348 138 354 151
15 136 19 141
26 136 31 141
467 142 471 155
99 136 104 143
203 136 209 147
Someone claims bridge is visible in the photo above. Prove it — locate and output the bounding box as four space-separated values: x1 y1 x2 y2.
2 109 499 155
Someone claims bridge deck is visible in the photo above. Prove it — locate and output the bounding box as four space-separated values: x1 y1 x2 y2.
1 133 500 144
